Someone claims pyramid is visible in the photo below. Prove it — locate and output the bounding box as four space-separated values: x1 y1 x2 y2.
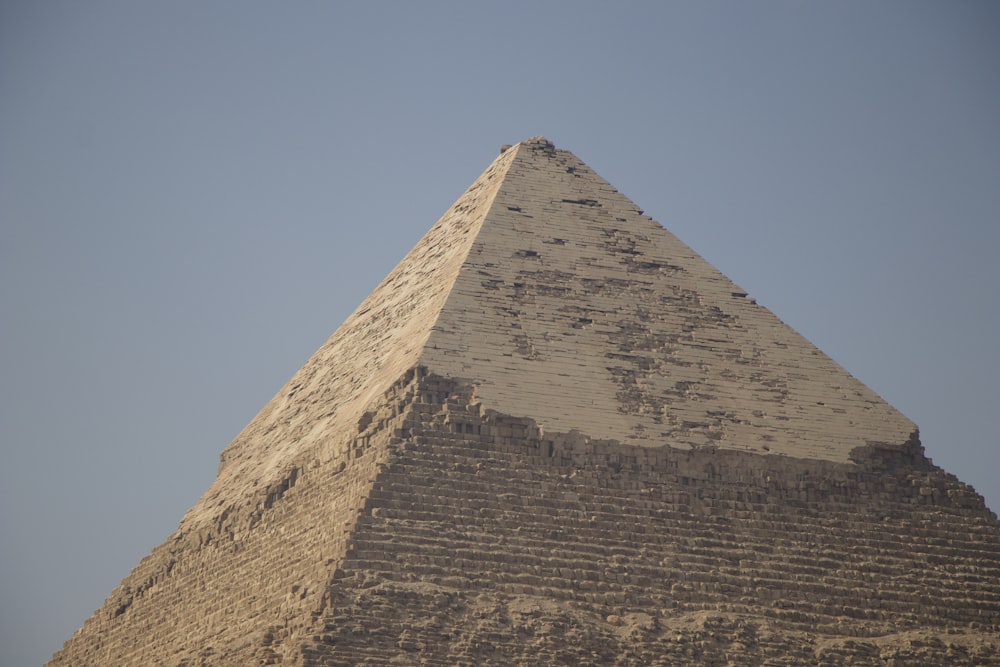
50 138 1000 666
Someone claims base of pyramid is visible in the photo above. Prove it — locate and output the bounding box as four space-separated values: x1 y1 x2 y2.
50 368 1000 666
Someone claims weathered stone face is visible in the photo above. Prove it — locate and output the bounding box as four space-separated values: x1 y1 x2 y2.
48 139 999 666
420 137 915 461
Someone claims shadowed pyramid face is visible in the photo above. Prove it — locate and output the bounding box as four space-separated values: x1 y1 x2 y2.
50 138 998 667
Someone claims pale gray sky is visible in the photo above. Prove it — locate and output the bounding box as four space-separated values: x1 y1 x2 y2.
2 2 998 665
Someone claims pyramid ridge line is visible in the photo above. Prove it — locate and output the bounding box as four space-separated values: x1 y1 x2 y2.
173 145 523 529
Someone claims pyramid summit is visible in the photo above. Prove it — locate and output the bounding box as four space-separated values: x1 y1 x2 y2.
51 138 999 665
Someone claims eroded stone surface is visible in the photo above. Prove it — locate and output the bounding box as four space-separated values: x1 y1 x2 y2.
50 370 1000 666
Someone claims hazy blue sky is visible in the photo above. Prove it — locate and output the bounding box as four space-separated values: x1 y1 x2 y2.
2 2 998 665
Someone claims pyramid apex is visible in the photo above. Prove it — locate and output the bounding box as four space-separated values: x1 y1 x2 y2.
521 135 555 149
500 137 555 155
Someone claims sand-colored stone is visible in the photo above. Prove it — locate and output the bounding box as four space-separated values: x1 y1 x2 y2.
422 138 914 461
49 138 999 666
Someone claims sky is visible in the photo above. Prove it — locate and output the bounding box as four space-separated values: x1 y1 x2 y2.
1 2 998 665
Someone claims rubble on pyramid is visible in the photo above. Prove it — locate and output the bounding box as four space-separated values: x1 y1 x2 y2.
50 138 1000 666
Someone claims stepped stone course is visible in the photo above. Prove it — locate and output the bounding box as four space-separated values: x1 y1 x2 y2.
49 138 999 666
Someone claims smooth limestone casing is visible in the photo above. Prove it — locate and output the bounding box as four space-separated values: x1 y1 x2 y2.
421 138 915 462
